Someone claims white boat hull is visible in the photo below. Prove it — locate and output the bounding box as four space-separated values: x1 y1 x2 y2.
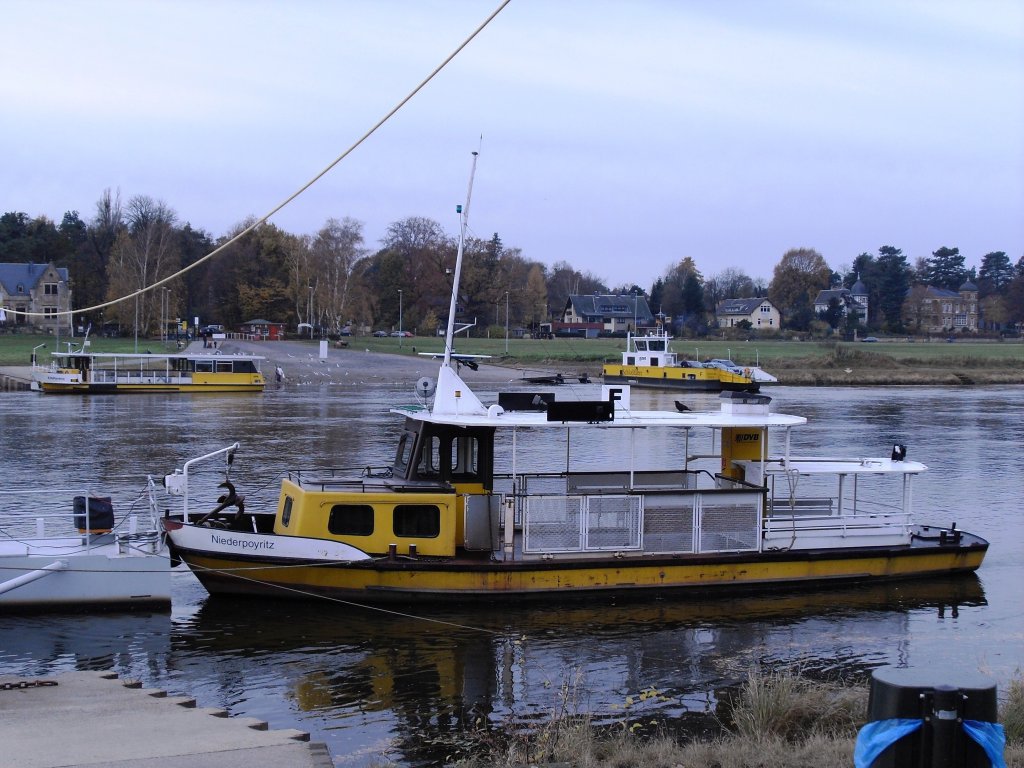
0 539 170 611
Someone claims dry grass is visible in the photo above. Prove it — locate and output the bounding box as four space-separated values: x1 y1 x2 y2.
1006 675 1024 745
442 668 1024 768
723 668 865 742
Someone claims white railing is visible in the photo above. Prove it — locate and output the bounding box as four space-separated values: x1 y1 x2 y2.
0 483 161 554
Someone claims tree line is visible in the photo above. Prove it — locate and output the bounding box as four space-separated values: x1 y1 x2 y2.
2 192 1022 338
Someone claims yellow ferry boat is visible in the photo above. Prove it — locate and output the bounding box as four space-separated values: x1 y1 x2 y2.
159 152 987 604
602 329 768 392
31 349 266 394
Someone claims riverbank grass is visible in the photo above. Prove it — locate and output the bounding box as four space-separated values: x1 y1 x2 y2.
438 668 1024 768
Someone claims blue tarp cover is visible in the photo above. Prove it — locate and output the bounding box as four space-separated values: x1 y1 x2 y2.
854 717 1006 768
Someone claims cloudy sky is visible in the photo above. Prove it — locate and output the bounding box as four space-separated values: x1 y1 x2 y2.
3 1 1022 290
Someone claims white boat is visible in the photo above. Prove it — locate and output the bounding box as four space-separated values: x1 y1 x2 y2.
0 480 170 611
159 152 988 604
31 348 266 394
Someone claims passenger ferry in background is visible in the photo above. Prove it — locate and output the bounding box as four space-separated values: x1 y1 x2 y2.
31 348 265 394
602 329 774 392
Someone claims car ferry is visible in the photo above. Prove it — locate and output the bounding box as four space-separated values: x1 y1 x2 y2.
159 151 987 604
31 349 266 394
602 329 773 392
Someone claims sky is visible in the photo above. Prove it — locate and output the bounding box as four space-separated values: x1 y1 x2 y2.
3 0 1023 291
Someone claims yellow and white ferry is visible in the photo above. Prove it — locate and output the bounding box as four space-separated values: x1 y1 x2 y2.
32 349 265 394
602 329 772 392
159 152 988 604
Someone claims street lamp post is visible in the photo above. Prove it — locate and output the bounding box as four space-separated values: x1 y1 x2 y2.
504 291 510 354
398 289 403 348
55 281 62 352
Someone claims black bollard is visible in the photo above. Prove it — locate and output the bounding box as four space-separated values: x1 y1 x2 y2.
932 684 962 768
864 667 998 768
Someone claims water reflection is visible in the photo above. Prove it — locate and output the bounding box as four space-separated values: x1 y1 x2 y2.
1 384 1022 766
0 576 983 766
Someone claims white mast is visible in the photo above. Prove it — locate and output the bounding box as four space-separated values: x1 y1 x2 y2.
442 150 479 368
432 149 487 417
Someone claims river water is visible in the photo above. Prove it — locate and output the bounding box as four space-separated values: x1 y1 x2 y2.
1 381 1022 766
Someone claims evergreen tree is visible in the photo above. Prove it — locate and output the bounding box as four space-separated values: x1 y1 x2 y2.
875 245 912 331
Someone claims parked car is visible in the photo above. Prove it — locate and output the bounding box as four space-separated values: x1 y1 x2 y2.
861 336 879 343
390 331 413 337
705 358 743 374
372 330 389 337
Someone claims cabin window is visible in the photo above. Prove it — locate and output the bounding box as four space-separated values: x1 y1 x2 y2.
417 435 443 478
393 505 440 538
281 496 293 527
394 432 415 475
328 504 374 536
195 361 214 372
451 434 479 480
216 361 233 373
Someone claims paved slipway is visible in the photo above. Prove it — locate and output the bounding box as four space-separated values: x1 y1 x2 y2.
0 672 332 768
226 338 523 388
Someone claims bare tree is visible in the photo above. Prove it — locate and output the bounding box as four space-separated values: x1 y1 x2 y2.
311 217 365 333
105 195 180 335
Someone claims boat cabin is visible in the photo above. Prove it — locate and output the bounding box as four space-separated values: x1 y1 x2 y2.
622 331 679 368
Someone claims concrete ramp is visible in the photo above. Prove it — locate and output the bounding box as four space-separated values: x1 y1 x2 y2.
0 672 331 768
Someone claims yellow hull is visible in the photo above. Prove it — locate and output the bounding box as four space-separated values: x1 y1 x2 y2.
603 364 757 391
36 378 264 394
177 544 987 603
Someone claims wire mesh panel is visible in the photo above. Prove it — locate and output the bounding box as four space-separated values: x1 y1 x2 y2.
643 495 696 554
522 475 569 495
698 493 760 553
584 495 642 550
523 495 584 552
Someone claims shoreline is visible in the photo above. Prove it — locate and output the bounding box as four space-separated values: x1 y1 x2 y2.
3 339 1023 392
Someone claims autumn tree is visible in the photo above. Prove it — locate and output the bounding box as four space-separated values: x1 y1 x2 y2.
372 216 452 331
209 221 297 328
523 263 549 329
767 248 831 330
